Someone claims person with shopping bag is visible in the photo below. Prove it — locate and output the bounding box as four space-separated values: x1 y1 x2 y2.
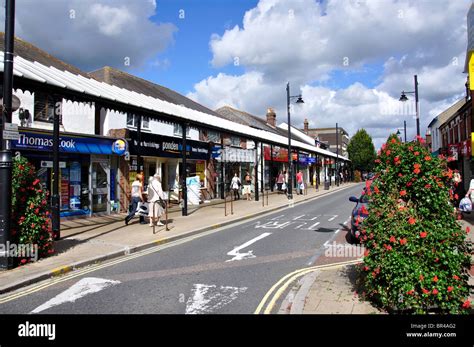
296 170 304 195
125 173 146 225
148 173 166 227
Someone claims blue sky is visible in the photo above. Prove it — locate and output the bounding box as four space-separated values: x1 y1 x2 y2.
8 0 471 148
131 0 258 95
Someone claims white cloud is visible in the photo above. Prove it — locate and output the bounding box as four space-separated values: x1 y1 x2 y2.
4 0 177 71
189 0 471 149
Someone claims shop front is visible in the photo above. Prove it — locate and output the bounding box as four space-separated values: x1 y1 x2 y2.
128 131 211 203
10 129 127 217
216 146 256 196
264 145 289 189
447 141 472 192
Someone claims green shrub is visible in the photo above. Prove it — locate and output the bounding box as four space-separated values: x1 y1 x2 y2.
11 156 54 264
361 135 472 314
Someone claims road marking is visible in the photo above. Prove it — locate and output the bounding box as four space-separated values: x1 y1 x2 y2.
327 215 338 222
270 214 285 220
254 259 362 314
306 222 320 230
185 284 247 314
30 277 120 314
293 215 305 220
295 224 305 229
255 221 291 229
226 232 272 262
0 186 359 305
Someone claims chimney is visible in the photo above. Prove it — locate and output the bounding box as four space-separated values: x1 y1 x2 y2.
266 108 276 127
304 119 309 134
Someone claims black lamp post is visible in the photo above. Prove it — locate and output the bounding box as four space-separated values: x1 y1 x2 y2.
0 0 15 269
286 82 304 200
399 75 420 137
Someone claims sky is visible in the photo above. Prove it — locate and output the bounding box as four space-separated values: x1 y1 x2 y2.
3 0 473 149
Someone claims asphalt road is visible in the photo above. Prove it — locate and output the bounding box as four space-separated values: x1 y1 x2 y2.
0 183 364 314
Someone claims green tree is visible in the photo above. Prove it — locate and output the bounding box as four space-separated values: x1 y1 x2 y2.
347 129 376 172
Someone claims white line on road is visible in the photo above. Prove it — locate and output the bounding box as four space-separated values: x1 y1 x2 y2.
270 215 285 220
226 232 272 262
185 284 248 314
293 215 305 220
306 222 320 230
327 215 338 222
30 277 120 314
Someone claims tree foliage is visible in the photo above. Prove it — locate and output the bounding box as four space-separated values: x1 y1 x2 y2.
360 136 471 314
347 129 376 172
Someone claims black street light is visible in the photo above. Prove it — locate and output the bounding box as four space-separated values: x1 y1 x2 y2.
286 82 304 200
399 75 420 138
0 0 15 269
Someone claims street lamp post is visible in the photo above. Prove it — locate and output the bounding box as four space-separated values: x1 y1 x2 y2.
399 75 420 137
0 0 15 269
286 82 304 200
336 123 339 187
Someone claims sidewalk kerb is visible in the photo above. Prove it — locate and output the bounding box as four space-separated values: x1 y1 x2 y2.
0 183 358 295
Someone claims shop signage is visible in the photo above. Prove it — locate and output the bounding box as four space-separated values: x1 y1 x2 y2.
129 132 209 160
448 144 459 161
263 146 288 162
112 139 127 156
461 140 471 158
470 54 474 90
11 130 124 156
40 161 66 169
218 147 255 163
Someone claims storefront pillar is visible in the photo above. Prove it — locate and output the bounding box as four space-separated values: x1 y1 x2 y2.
270 145 274 192
51 100 60 240
182 122 188 216
254 140 259 202
260 142 264 193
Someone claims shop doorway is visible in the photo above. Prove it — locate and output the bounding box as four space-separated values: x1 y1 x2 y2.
91 159 110 213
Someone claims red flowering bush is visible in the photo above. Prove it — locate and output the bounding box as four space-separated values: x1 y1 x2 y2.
361 135 472 314
11 156 54 264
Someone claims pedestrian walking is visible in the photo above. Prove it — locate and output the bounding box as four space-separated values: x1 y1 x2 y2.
243 171 252 201
148 174 166 227
230 173 241 200
283 170 288 194
296 170 304 195
125 173 146 225
276 171 284 192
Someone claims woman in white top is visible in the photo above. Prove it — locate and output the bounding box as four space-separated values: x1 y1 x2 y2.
465 176 474 202
148 173 166 227
230 173 241 200
125 174 145 225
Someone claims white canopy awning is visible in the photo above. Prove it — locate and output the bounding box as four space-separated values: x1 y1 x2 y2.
0 52 349 160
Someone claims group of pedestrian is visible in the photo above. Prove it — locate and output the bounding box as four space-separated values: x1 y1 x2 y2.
125 173 166 227
275 170 305 195
230 172 252 201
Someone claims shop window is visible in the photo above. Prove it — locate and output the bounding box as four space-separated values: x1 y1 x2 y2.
230 136 241 147
208 130 220 143
34 92 61 123
127 114 150 129
126 113 136 127
173 123 190 137
142 116 150 130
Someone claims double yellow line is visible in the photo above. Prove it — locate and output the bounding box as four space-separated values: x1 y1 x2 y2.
0 238 173 305
254 259 362 314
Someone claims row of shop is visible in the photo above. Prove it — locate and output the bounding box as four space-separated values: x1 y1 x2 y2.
11 127 348 218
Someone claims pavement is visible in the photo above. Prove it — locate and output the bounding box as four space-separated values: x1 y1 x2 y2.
289 204 474 315
0 181 356 296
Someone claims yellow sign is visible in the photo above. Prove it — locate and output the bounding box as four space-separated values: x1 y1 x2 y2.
472 132 474 157
470 53 474 90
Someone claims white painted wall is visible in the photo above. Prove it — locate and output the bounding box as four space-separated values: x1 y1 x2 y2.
62 99 95 134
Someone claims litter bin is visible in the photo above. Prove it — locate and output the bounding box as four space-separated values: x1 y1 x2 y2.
324 181 330 190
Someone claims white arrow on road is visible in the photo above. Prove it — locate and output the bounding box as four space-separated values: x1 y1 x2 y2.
31 277 120 314
185 284 248 314
226 232 272 262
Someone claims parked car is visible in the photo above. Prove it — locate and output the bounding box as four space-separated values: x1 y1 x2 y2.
348 190 370 243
